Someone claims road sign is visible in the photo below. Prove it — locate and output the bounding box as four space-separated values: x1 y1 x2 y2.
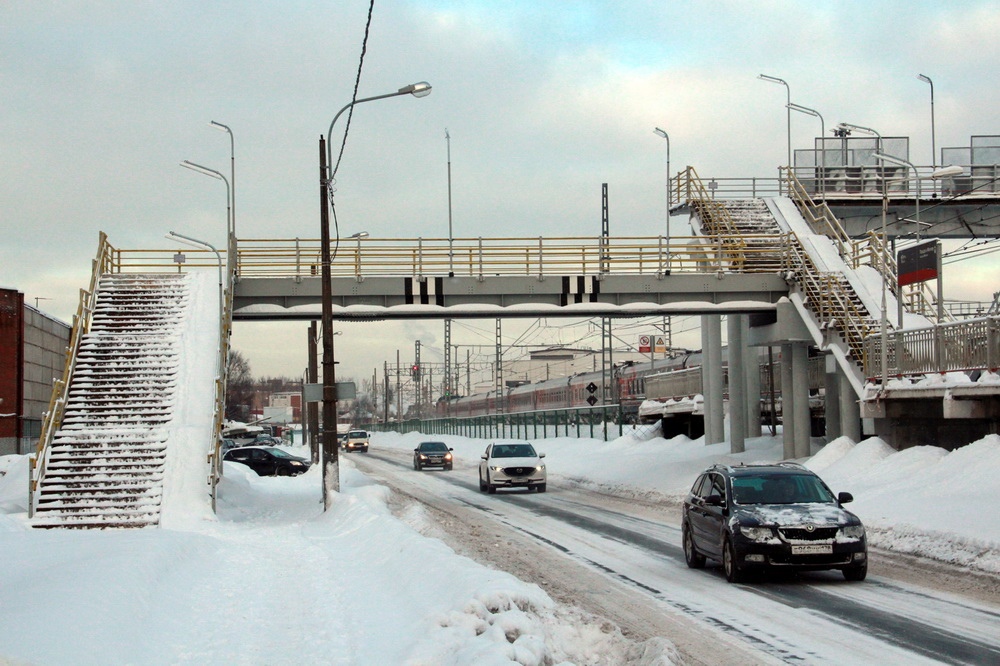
586 395 598 406
638 335 651 353
586 382 598 394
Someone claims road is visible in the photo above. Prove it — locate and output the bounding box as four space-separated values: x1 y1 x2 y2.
349 447 1000 665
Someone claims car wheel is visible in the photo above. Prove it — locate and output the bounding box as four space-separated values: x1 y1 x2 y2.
479 471 487 492
843 562 868 582
486 472 496 494
415 461 422 470
723 536 746 583
276 466 291 477
683 524 706 569
536 483 546 493
444 464 452 471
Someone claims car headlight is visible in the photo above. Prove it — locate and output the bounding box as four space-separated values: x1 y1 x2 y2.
289 461 304 467
491 466 504 472
840 524 866 539
419 454 428 460
739 526 774 541
444 453 453 460
536 465 545 471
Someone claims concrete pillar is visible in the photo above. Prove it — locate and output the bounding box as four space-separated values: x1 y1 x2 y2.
780 343 795 459
727 315 746 453
840 373 862 442
702 315 724 445
792 343 811 459
824 355 841 440
744 323 762 439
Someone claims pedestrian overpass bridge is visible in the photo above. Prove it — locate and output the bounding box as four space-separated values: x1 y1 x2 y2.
29 168 998 527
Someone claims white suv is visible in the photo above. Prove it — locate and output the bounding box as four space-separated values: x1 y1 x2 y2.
479 440 546 493
344 430 369 453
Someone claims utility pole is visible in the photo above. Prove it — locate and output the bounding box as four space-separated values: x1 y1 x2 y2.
318 136 339 506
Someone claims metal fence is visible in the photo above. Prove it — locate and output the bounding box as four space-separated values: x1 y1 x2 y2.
863 316 999 379
370 404 666 442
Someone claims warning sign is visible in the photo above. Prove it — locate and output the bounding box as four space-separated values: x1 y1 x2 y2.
639 334 668 354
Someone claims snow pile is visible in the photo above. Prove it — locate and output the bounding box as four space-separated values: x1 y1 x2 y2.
0 450 678 665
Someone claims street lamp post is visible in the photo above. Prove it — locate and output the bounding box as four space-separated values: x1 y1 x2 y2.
917 74 936 172
446 129 454 277
758 74 791 170
349 231 369 280
787 103 825 194
653 127 673 264
180 160 231 239
319 81 432 508
209 121 235 240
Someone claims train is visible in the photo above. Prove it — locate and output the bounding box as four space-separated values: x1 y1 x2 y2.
434 348 827 438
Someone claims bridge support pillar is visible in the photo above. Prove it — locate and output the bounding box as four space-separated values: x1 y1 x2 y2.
702 315 724 445
727 315 747 453
744 322 762 439
840 373 862 442
780 344 795 459
824 354 842 440
791 343 811 459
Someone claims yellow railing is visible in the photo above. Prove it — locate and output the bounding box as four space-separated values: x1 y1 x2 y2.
103 234 800 279
29 232 118 516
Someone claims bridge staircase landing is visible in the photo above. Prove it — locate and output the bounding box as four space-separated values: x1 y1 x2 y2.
684 169 900 397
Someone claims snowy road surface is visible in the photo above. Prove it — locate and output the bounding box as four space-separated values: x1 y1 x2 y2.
352 446 1000 665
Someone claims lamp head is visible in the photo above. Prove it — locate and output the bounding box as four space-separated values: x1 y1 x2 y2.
653 127 668 139
399 81 432 98
349 231 370 240
931 165 964 179
918 73 932 85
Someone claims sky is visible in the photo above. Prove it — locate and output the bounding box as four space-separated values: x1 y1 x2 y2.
3 1 999 385
1 271 997 663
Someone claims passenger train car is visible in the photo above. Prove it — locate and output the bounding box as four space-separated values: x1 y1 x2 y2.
435 348 828 438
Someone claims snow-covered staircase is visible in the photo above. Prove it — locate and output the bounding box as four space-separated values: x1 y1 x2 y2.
32 274 191 529
688 196 886 395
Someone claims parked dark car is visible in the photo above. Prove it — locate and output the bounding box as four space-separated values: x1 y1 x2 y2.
223 446 311 477
682 462 867 583
413 441 454 470
221 438 239 452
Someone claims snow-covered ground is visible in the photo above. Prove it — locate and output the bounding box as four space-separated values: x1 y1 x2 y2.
1 426 998 664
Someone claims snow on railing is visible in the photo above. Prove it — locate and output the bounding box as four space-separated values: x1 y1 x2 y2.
30 232 117 517
864 316 1000 379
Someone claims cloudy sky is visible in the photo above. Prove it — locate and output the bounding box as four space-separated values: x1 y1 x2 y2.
3 1 999 386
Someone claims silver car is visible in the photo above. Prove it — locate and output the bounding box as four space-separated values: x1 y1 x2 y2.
479 440 546 493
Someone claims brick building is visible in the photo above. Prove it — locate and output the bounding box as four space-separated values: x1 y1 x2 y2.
0 288 72 454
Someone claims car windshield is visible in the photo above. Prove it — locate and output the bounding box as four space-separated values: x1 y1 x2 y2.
732 473 836 505
492 443 537 458
419 442 448 452
349 431 367 438
262 447 297 459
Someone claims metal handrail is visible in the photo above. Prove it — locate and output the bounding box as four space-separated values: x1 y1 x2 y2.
98 234 802 279
29 232 119 517
864 316 999 379
207 232 236 512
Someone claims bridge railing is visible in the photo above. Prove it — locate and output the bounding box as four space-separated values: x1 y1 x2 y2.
29 232 117 517
864 316 999 380
104 235 799 279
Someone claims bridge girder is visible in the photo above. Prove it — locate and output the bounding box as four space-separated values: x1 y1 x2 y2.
232 273 789 321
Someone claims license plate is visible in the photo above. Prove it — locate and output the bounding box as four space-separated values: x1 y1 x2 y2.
792 544 833 555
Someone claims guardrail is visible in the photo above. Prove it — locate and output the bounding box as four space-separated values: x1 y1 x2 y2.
864 316 999 380
102 234 804 279
29 232 117 517
672 164 1000 201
